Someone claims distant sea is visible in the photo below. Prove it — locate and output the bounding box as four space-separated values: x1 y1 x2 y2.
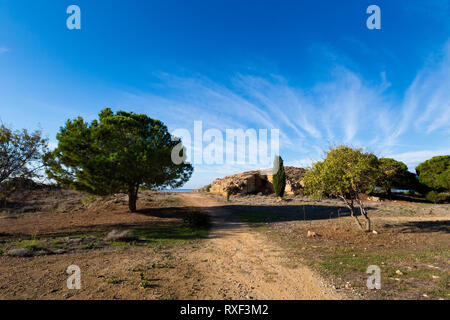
163 189 194 192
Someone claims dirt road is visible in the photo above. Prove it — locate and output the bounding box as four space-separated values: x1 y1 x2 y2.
178 192 342 299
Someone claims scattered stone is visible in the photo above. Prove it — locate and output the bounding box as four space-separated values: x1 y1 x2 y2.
83 236 98 243
53 249 66 255
34 250 50 256
7 248 33 257
104 229 138 242
372 230 379 234
395 270 403 276
431 275 440 279
307 230 320 237
67 238 83 245
426 265 440 269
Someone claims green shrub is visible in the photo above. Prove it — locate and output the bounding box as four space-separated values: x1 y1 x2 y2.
81 195 97 205
205 184 211 192
183 211 211 229
105 277 123 284
426 191 450 204
18 239 41 251
80 242 98 250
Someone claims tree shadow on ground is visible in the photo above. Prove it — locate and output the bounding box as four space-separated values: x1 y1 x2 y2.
383 221 450 234
136 207 188 219
0 206 203 240
219 204 376 223
0 220 208 242
379 193 429 204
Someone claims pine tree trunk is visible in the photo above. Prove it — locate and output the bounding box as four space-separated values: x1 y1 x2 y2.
128 186 139 212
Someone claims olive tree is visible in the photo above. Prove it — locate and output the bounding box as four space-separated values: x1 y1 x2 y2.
0 124 48 205
44 108 193 212
304 146 379 232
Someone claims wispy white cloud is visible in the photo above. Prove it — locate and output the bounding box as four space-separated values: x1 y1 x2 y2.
0 47 9 54
393 43 450 140
113 42 450 188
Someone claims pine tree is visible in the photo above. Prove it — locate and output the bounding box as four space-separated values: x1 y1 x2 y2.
44 108 193 212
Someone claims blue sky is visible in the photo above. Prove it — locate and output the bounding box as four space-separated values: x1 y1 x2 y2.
0 0 449 188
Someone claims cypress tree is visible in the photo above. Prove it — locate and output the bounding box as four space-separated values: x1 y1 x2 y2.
273 155 286 197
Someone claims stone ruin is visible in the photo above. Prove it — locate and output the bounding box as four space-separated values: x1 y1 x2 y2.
202 166 306 196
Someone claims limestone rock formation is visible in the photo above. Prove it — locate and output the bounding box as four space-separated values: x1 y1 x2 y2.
204 166 306 196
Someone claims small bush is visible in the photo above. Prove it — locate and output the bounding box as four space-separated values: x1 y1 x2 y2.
205 184 211 192
139 279 149 288
19 239 41 251
80 242 97 250
139 272 150 288
183 211 211 229
426 191 450 204
106 277 123 284
81 195 97 205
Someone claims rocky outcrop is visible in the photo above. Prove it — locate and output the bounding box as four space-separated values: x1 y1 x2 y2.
266 166 306 195
205 166 306 196
208 171 273 196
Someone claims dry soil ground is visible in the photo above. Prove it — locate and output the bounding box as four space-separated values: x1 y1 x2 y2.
217 192 450 300
0 189 448 300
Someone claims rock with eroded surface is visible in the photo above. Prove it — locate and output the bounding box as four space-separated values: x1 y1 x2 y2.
204 166 306 196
